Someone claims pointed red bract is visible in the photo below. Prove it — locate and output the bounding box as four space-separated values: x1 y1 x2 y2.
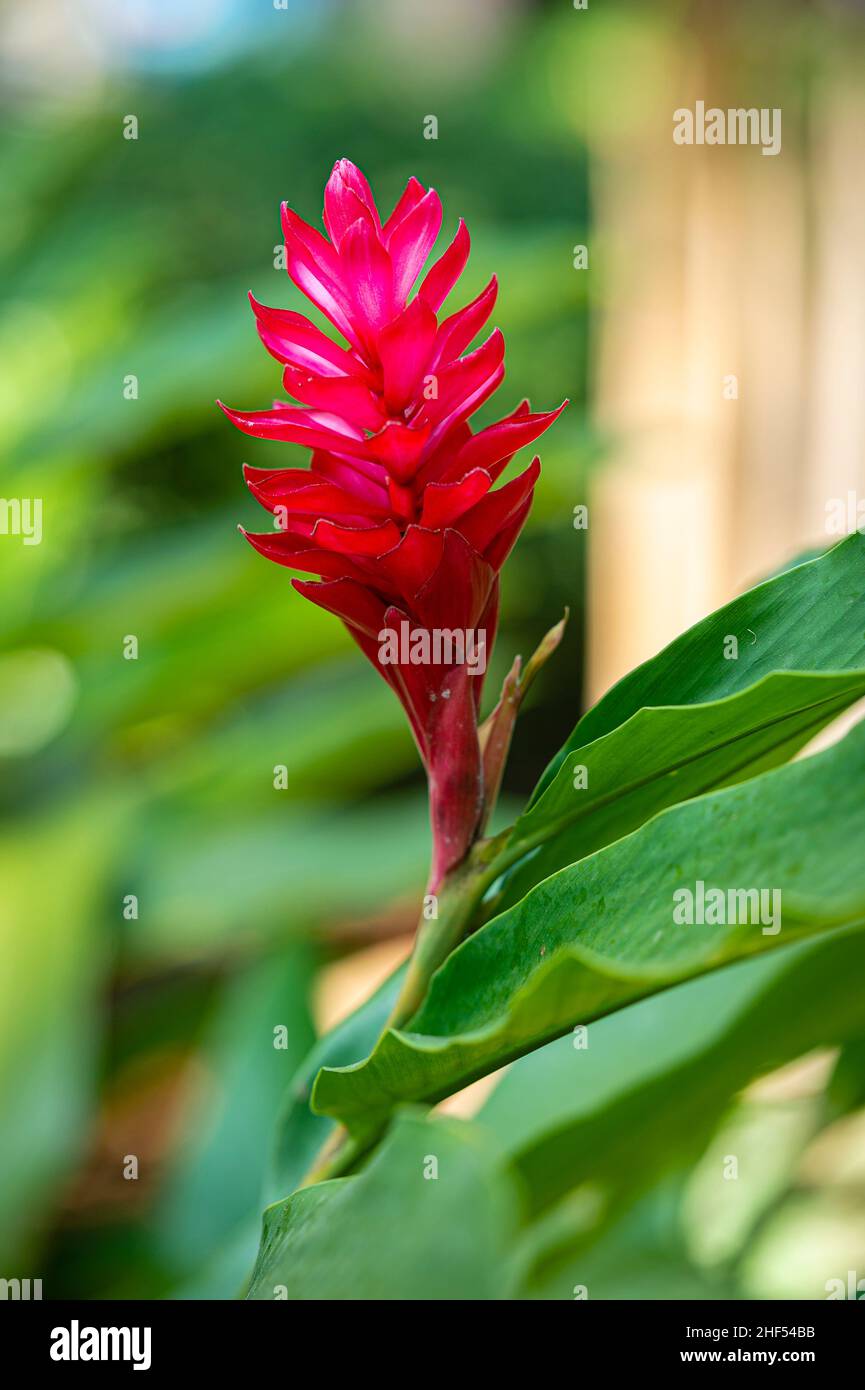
222 159 566 886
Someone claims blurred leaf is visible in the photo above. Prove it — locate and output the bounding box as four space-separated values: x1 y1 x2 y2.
828 1035 865 1116
514 1184 733 1302
683 1098 819 1269
0 803 121 1265
248 1110 520 1301
480 929 865 1219
125 796 429 965
151 945 316 1288
313 719 865 1133
738 1186 865 1301
268 964 404 1204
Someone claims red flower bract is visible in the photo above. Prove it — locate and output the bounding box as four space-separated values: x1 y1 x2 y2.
220 159 565 890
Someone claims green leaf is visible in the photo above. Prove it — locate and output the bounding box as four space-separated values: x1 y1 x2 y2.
247 1110 521 1300
513 1186 734 1301
267 964 405 1201
540 534 865 793
498 672 865 908
313 718 865 1133
151 946 315 1288
495 535 865 907
479 928 865 1219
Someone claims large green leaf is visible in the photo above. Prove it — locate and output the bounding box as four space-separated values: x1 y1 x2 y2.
493 534 865 907
479 928 865 1219
313 718 865 1133
250 937 865 1301
247 1110 521 1300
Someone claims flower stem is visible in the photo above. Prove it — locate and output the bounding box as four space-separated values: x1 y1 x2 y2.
296 620 568 1188
385 840 505 1030
297 842 505 1191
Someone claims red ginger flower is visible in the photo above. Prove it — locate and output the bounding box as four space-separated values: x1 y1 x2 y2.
220 159 565 890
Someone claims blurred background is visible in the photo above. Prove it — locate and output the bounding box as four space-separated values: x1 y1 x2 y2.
1 0 864 1300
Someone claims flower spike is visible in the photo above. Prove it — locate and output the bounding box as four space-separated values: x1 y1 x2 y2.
222 159 566 890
